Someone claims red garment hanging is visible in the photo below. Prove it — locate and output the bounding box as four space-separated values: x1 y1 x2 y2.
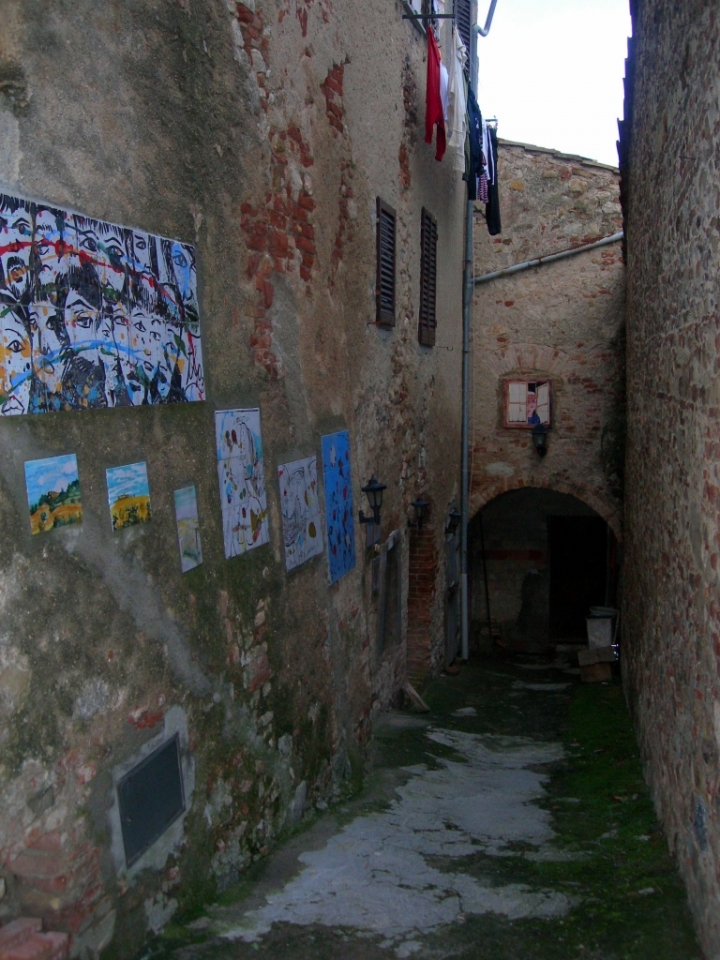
425 29 446 162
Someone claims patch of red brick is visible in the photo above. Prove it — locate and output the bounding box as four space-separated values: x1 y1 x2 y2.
236 4 269 68
240 124 318 377
126 707 164 730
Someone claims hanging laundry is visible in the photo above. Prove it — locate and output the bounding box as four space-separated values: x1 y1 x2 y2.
425 28 446 162
464 86 483 201
485 125 502 235
446 30 468 173
440 61 449 126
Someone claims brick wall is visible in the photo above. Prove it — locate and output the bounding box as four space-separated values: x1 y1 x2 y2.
622 1 720 954
407 523 440 682
471 142 626 535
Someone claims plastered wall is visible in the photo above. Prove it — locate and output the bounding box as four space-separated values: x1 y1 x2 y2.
0 0 465 952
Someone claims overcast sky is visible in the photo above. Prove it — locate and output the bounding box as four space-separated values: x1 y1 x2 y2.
475 0 632 167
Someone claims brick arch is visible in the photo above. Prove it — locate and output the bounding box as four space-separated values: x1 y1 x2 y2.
469 475 622 542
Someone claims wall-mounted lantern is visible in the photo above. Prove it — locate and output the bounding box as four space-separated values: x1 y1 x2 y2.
531 423 549 458
358 475 386 526
445 506 462 536
408 497 429 532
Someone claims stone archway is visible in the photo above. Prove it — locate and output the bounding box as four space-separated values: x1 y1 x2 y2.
469 483 620 653
470 474 622 543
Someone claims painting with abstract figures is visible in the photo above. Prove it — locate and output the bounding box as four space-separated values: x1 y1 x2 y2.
25 453 82 535
321 431 356 584
215 408 270 559
278 456 323 572
106 462 152 531
174 485 202 572
0 192 204 416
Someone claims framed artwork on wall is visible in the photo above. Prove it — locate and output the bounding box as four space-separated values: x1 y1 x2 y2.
503 379 552 429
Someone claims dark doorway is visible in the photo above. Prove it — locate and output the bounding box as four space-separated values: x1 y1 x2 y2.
548 516 608 639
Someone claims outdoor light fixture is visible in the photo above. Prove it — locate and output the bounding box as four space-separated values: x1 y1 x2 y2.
531 423 549 458
358 475 386 526
408 497 429 532
445 506 462 536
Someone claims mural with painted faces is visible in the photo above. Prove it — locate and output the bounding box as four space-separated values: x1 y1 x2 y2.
30 302 66 398
0 196 33 303
64 287 101 370
32 206 64 301
129 306 156 400
0 307 32 414
0 192 204 413
95 221 127 300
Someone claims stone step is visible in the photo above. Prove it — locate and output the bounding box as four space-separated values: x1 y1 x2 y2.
0 921 42 954
0 932 69 960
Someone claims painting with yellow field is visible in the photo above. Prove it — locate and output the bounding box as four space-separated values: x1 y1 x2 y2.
106 462 152 531
25 454 83 535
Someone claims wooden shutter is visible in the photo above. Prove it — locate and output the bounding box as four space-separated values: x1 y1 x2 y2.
376 198 396 326
455 0 472 53
418 207 437 347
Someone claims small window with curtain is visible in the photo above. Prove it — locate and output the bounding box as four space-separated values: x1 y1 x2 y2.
503 379 552 428
376 198 396 326
418 207 438 347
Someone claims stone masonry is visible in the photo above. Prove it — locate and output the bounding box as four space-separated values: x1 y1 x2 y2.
469 141 626 639
622 1 720 956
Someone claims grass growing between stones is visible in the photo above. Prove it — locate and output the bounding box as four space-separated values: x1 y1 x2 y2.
532 680 702 959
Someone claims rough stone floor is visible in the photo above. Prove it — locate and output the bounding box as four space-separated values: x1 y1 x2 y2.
146 654 701 960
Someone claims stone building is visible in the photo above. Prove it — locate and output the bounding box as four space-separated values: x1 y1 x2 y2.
0 0 467 953
622 0 720 956
469 141 625 652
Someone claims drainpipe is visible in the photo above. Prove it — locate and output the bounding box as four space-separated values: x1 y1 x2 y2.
473 231 624 286
460 1 498 662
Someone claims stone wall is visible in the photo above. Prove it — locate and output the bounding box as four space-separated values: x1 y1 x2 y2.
469 141 626 645
0 0 466 952
623 1 720 955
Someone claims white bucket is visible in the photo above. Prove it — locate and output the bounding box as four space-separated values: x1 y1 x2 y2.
586 616 613 648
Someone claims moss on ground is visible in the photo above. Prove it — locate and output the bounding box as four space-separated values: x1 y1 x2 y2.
138 657 702 960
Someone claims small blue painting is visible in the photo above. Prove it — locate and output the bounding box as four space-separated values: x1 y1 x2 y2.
321 430 356 584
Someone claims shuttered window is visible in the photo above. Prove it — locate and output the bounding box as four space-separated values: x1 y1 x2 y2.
418 207 438 347
455 0 472 54
376 198 396 326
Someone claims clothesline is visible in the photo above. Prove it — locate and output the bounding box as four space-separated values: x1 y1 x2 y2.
423 7 501 235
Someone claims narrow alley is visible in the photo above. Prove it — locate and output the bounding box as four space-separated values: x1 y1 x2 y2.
146 655 699 960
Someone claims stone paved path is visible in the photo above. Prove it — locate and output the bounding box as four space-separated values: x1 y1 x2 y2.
146 654 701 960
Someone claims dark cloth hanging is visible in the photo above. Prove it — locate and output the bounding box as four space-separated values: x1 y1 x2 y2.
425 28 446 162
464 86 483 201
485 126 502 236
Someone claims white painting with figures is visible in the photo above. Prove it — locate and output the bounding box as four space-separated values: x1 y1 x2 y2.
0 192 204 416
278 456 323 572
215 408 269 559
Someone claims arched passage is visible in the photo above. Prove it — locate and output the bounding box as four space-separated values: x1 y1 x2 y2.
469 487 620 653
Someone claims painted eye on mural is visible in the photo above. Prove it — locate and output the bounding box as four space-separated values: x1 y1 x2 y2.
134 320 147 333
36 242 50 258
135 236 147 251
46 316 64 336
14 219 31 236
172 251 188 269
80 234 98 253
106 243 124 263
6 339 25 353
72 315 94 329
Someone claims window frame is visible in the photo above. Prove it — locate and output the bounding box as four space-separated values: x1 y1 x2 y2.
503 378 553 429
